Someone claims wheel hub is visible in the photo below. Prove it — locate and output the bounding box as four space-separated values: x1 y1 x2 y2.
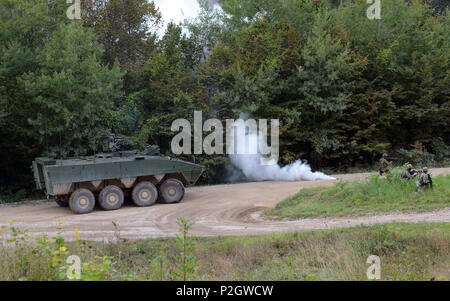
107 193 119 205
78 196 89 209
168 187 177 197
139 189 151 201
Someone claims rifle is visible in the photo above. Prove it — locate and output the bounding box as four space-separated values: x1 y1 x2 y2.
409 169 420 177
387 157 401 162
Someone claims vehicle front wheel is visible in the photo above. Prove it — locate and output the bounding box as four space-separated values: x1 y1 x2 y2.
160 179 185 204
99 185 124 211
69 189 95 214
132 182 158 207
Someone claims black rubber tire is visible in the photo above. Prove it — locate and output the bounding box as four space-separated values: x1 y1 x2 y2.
98 185 124 211
132 181 158 207
55 197 69 207
160 179 185 204
69 189 96 214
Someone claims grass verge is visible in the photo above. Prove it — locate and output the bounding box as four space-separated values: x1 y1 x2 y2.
0 221 449 281
265 170 450 220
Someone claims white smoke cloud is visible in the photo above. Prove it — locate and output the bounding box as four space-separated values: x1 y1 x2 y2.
227 116 336 182
229 153 336 181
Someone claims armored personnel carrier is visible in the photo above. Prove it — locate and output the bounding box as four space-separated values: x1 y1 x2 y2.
32 135 205 214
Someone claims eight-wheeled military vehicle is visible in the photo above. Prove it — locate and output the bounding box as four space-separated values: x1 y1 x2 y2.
32 134 205 214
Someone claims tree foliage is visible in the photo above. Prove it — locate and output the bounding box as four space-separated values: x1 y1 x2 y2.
83 0 162 72
0 0 449 193
22 22 123 157
0 0 122 189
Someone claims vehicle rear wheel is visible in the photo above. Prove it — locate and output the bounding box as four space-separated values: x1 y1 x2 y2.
69 189 95 214
99 185 124 211
160 179 184 204
132 182 158 207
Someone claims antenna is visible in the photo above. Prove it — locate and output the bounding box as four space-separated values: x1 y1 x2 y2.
45 116 49 158
93 136 97 163
59 130 63 165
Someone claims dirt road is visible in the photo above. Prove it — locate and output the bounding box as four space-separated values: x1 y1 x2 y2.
1 169 449 241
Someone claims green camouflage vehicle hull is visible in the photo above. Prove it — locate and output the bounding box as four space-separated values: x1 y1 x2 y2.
32 154 204 214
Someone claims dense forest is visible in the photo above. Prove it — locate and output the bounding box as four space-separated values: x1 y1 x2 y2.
0 0 449 196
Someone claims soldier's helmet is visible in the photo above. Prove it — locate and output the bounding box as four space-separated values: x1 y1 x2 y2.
407 164 413 169
383 153 388 158
423 167 428 173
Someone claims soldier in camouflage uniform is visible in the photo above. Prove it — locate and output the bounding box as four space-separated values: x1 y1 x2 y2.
417 167 433 192
379 153 392 176
402 164 418 180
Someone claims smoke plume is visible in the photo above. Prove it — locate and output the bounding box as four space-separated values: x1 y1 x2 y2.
229 154 336 182
227 123 336 182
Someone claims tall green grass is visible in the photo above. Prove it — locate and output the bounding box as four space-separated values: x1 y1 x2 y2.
1 222 448 281
266 169 450 219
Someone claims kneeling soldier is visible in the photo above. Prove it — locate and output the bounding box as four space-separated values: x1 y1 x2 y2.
417 167 433 192
379 153 392 176
402 164 418 180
